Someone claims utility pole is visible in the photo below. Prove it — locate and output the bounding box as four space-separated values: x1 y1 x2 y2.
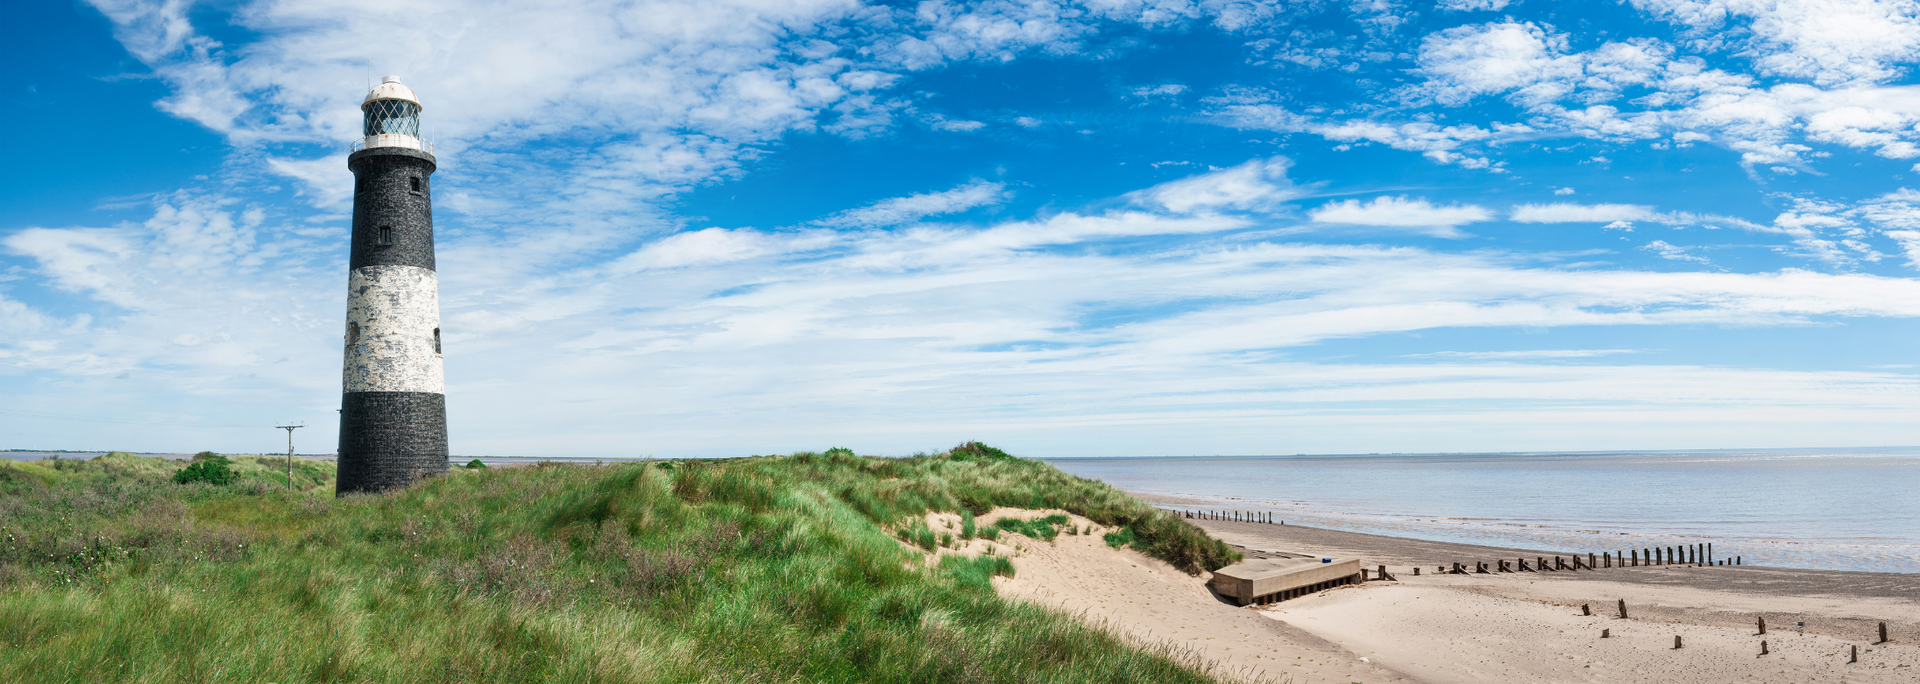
276 424 304 491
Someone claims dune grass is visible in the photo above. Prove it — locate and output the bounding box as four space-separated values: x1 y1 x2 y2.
0 443 1240 683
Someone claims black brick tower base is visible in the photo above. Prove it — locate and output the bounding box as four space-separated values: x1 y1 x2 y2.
338 145 448 495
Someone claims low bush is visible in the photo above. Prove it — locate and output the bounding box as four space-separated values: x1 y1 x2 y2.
994 513 1070 542
171 455 236 486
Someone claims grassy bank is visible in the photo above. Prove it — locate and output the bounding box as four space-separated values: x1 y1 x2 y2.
0 444 1239 683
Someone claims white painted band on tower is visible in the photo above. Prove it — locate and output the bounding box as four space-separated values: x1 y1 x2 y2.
343 264 444 393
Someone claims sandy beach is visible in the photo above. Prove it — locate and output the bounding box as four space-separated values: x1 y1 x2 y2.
970 499 1920 683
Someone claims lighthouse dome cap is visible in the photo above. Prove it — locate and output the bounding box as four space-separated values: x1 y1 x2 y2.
362 75 422 110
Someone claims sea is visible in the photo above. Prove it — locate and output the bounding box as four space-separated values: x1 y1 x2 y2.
1045 448 1920 574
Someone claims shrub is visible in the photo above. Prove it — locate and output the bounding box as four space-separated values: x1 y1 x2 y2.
950 441 1014 461
994 514 1069 542
466 459 488 469
173 455 236 486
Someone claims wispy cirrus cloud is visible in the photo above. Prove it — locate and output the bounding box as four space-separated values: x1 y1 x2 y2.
813 180 1009 228
1131 157 1302 213
1405 349 1649 359
1309 196 1493 236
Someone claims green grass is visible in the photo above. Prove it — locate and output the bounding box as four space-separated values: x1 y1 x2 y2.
0 443 1242 683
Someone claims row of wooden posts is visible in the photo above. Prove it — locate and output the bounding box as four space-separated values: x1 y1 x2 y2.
1184 510 1279 524
1359 547 1746 581
1599 601 1894 662
1179 512 1745 570
1415 543 1742 577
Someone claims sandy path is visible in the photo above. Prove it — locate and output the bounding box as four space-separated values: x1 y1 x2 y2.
931 508 1417 684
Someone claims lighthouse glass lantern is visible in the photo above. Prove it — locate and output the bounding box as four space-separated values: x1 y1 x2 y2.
358 75 429 152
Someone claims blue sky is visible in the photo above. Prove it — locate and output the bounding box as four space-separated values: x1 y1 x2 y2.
9 0 1920 457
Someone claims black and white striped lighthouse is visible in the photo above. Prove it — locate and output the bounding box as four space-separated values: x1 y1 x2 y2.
337 75 448 494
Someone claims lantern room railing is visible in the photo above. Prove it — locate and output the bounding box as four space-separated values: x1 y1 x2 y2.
350 135 434 153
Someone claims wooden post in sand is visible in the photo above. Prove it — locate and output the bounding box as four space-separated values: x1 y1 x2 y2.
1880 621 1889 643
1413 567 1420 576
1583 604 1592 616
1631 550 1638 566
1591 552 1597 569
1738 556 1742 565
1605 552 1611 568
1602 628 1610 638
1759 616 1766 635
1674 635 1683 649
1851 644 1858 663
1761 641 1768 655
1618 599 1628 619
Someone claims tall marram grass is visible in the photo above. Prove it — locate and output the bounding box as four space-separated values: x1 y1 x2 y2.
0 444 1241 683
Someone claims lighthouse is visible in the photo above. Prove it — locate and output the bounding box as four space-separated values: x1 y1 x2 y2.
337 75 448 494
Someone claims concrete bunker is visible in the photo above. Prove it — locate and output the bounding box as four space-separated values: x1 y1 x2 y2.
1208 557 1363 606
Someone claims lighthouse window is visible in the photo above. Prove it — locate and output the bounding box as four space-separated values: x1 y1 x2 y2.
347 322 360 346
410 177 420 192
362 99 421 138
433 328 441 354
356 176 367 194
378 226 393 245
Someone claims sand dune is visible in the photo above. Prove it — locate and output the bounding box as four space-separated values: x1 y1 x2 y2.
933 509 1412 683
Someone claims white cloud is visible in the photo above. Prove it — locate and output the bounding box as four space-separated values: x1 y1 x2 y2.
878 0 1098 69
1416 22 1579 106
1214 102 1511 170
813 180 1010 228
1438 0 1513 10
1407 349 1647 359
928 115 988 132
1309 196 1493 236
1131 157 1301 213
1555 187 1577 195
1641 239 1711 263
20 181 1920 454
610 228 778 273
1511 203 1660 223
1631 0 1920 86
1885 230 1920 267
1127 83 1189 102
1391 16 1920 170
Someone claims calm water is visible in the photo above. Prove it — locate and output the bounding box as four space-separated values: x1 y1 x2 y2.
1045 449 1920 573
